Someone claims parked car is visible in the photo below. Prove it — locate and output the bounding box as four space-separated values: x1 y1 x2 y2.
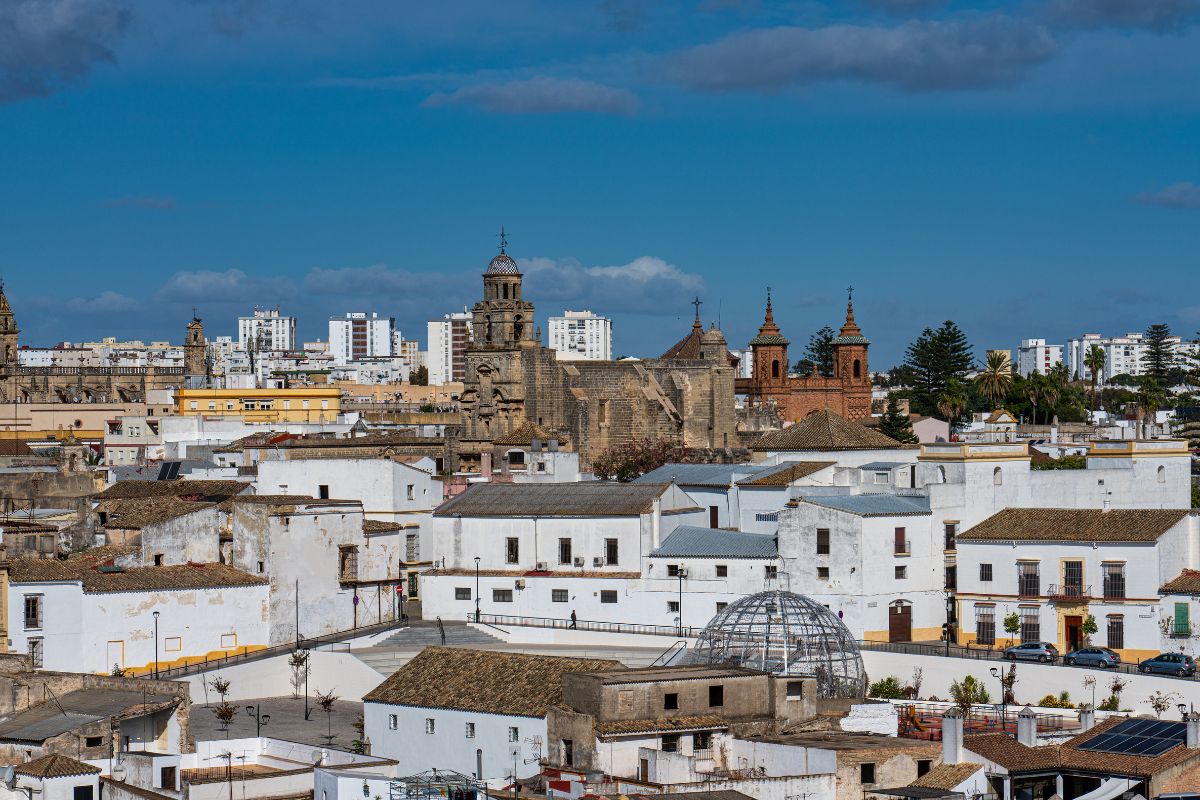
1065 647 1121 668
1139 653 1196 676
1003 642 1060 663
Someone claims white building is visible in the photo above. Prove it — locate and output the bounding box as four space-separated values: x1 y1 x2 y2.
239 308 296 353
1067 332 1200 384
10 756 101 800
8 559 269 675
392 331 423 373
328 312 395 365
547 309 612 361
426 310 472 385
1016 338 1064 377
363 646 623 780
103 414 165 465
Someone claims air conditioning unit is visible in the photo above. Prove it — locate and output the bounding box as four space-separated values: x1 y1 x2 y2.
515 579 526 590
593 557 606 568
535 562 549 572
573 557 585 568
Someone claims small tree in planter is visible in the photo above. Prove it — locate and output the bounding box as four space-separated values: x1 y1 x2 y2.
315 689 338 744
213 702 238 737
1082 615 1098 645
1146 690 1182 719
1003 613 1021 647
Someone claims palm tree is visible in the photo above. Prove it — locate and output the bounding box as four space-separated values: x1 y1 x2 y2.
1024 373 1044 425
937 379 970 436
1084 344 1106 416
1042 363 1068 424
975 351 1013 410
1137 379 1166 438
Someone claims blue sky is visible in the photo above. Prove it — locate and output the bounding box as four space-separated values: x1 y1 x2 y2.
1 0 1199 367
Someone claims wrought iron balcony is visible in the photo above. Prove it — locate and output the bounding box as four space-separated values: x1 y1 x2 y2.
1046 583 1090 602
1017 578 1040 598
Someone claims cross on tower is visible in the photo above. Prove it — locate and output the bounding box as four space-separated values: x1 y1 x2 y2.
691 296 703 323
847 285 854 302
497 227 509 254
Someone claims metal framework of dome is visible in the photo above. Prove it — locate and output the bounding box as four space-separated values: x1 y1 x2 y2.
688 590 866 699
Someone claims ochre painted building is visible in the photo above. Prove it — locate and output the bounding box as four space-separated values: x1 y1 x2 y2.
176 387 341 423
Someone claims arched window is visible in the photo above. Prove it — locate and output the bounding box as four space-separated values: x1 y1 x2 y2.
993 466 1003 486
771 359 780 379
1158 465 1166 483
853 359 861 379
937 465 947 484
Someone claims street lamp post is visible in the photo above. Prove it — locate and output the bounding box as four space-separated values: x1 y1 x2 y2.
246 705 271 737
677 568 688 635
990 666 1006 732
474 557 481 624
152 611 160 679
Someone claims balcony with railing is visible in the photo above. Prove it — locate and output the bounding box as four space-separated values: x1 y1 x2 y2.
1018 577 1040 598
894 541 911 556
1170 622 1193 639
1047 583 1091 602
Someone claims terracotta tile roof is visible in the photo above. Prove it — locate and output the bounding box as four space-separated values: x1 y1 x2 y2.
363 646 622 717
95 480 251 501
659 322 738 366
985 410 1017 424
957 508 1191 542
963 733 1058 771
101 497 215 530
594 714 730 736
493 422 566 447
434 482 672 518
363 519 404 533
909 762 983 790
736 461 836 486
218 494 315 511
1162 569 1200 594
752 410 904 452
0 519 58 533
14 754 102 778
0 439 33 456
10 558 267 593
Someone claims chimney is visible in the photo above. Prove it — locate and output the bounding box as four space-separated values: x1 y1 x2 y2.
481 452 492 477
1017 706 1037 746
1078 705 1096 733
1188 713 1200 749
942 708 963 765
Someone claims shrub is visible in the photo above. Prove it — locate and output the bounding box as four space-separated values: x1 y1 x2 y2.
950 676 991 715
1037 691 1074 709
869 676 906 699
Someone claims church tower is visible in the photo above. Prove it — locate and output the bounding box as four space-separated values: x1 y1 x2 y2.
748 289 790 388
472 231 535 349
184 315 207 382
832 290 871 418
0 282 19 371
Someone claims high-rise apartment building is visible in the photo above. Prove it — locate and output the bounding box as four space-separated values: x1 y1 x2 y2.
1067 332 1200 384
238 307 296 352
547 309 612 361
328 312 394 365
427 310 473 385
1016 338 1063 377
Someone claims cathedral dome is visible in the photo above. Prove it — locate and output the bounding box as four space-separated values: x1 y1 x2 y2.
688 590 866 699
487 252 520 275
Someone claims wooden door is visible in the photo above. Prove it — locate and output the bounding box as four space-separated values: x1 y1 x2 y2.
889 603 912 643
1066 616 1082 651
709 506 719 528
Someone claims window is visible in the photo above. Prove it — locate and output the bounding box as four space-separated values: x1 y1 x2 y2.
895 566 907 580
28 638 43 668
944 523 958 551
597 400 609 426
1103 563 1126 600
817 566 830 580
189 401 198 410
715 602 728 613
600 590 618 604
860 763 876 785
605 538 619 565
917 760 932 777
318 484 330 499
562 738 574 766
558 538 572 565
693 731 712 757
667 564 681 577
980 563 993 582
1175 602 1191 636
493 589 513 603
23 595 42 630
1107 615 1125 650
257 561 264 573
338 546 358 581
976 606 996 646
993 466 1003 486
715 565 728 578
388 715 398 730
708 685 724 707
786 680 805 698
668 601 680 613
425 718 435 734
894 527 907 555
1019 607 1040 643
455 588 472 600
764 565 778 581
1158 465 1166 483
945 565 957 591
661 733 680 753
816 528 830 555
508 726 519 743
552 589 569 603
1063 560 1084 596
153 553 164 566
1018 562 1039 597
465 722 475 738
74 787 94 800
771 359 780 379
505 537 519 564
664 693 679 710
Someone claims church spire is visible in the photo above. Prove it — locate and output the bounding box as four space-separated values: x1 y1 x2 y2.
691 296 703 331
748 287 789 347
839 285 862 338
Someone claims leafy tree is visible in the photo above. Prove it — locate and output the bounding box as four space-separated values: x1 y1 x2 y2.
1042 363 1069 422
1145 690 1182 719
1082 614 1098 645
1084 344 1106 414
796 326 836 377
410 365 429 386
936 379 970 431
315 689 339 742
1142 323 1177 384
901 321 975 416
592 437 690 482
1023 372 1046 425
878 395 918 444
949 675 991 715
869 676 906 699
1136 379 1167 437
1031 453 1087 470
975 351 1013 409
1003 612 1021 646
213 702 238 736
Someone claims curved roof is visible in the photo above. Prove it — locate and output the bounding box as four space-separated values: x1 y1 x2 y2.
487 252 519 274
752 409 903 452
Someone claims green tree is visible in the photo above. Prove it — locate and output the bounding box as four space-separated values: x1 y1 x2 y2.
1041 363 1069 423
1003 612 1021 646
1143 323 1177 384
409 365 429 386
878 395 918 444
1136 379 1167 437
901 321 975 416
936 379 970 431
949 675 991 715
1024 372 1046 425
1082 614 1098 645
975 351 1013 410
869 676 906 699
795 326 836 376
1084 344 1106 415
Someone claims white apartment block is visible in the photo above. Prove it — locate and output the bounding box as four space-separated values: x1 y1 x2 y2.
1067 332 1200 384
1016 338 1063 376
426 310 472 385
328 312 394 365
238 307 296 352
547 309 612 361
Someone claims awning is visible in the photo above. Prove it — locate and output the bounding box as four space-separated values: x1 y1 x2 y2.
1070 777 1137 800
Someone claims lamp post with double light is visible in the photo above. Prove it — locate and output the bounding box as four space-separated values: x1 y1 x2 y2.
152 611 160 679
474 556 481 623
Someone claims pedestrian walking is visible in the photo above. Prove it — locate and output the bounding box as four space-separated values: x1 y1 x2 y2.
569 610 577 629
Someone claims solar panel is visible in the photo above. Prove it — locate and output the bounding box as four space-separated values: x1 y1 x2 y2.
1077 719 1186 757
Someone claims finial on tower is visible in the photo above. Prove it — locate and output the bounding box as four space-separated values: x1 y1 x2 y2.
691 296 703 328
498 227 509 254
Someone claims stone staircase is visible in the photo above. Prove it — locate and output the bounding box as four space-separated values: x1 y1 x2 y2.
375 621 505 648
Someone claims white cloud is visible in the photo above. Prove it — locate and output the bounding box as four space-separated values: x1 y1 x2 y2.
155 268 296 303
423 77 638 115
65 290 139 313
1134 181 1200 208
520 255 705 314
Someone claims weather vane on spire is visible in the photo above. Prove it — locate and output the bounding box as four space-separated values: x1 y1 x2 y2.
691 296 703 323
497 227 509 254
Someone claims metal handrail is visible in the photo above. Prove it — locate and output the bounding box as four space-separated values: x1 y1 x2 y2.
473 613 705 639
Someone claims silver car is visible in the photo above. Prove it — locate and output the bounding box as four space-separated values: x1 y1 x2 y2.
1003 641 1060 663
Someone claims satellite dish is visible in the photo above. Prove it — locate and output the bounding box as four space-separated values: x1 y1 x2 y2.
311 750 324 765
1 765 15 785
111 763 127 782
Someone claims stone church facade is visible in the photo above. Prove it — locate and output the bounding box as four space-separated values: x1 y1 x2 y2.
734 291 872 422
0 286 205 404
455 247 737 472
